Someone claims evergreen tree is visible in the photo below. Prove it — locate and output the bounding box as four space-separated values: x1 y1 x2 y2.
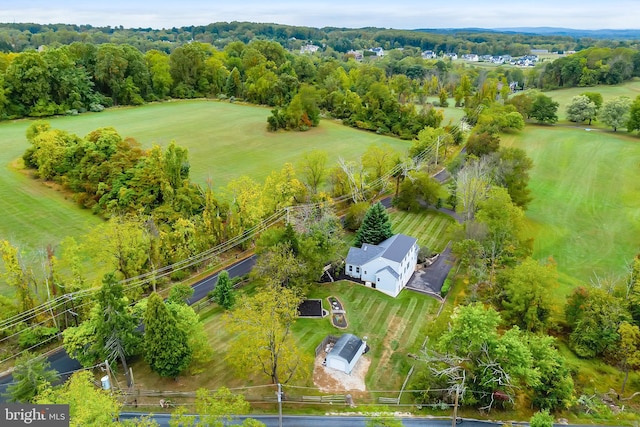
281 222 300 256
144 292 192 378
354 202 393 247
96 272 142 386
212 270 235 310
5 352 57 403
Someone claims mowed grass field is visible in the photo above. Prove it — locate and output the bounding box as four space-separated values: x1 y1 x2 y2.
131 281 439 398
389 208 454 252
299 282 438 391
536 79 640 122
0 100 411 252
502 125 640 294
131 209 449 396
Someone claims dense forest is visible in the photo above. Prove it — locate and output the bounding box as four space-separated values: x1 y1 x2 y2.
0 21 614 54
1 25 640 137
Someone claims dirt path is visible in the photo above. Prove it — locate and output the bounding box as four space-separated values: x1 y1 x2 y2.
313 352 370 393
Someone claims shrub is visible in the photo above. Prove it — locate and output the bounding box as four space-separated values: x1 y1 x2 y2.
440 278 452 297
344 202 370 231
529 410 554 427
18 326 59 350
418 246 433 263
170 269 188 281
89 103 104 112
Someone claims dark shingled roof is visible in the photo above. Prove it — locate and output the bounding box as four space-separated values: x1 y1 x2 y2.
376 265 399 279
378 234 418 263
330 333 364 363
345 234 417 267
345 244 384 266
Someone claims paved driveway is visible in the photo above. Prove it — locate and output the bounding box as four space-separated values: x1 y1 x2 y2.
406 243 454 299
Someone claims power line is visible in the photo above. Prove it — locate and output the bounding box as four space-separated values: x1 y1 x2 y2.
0 123 459 354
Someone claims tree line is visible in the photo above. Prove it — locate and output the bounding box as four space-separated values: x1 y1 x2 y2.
1 36 640 137
0 21 603 55
404 94 640 420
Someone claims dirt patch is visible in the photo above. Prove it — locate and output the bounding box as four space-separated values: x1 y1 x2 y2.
378 315 406 370
313 351 370 393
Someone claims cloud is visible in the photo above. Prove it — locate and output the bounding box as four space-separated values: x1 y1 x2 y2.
0 0 639 30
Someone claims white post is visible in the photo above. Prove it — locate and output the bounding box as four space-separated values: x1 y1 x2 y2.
277 383 283 427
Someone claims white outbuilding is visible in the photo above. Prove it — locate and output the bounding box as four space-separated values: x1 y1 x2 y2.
325 334 367 374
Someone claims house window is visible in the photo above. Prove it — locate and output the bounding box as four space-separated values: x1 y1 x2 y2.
364 270 367 275
356 267 360 274
348 265 352 272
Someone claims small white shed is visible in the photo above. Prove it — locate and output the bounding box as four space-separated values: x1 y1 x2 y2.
325 334 367 374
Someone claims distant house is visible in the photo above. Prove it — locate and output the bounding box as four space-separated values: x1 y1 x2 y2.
345 234 419 298
368 47 385 57
346 50 363 61
444 52 458 60
422 50 437 59
325 334 367 374
300 44 320 54
462 54 479 62
530 49 549 54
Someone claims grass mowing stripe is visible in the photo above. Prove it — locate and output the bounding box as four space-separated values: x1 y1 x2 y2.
398 212 424 235
366 299 390 333
393 211 415 230
422 217 451 251
396 297 418 346
405 301 433 348
398 297 418 328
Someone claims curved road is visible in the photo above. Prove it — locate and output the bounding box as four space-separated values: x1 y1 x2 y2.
0 256 256 402
0 175 456 401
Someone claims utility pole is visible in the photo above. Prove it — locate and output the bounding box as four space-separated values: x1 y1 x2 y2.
435 136 441 166
451 386 459 427
105 360 114 395
277 383 283 427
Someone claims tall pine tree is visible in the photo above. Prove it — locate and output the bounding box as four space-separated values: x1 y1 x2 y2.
144 292 192 378
354 202 393 247
212 270 235 310
97 272 142 386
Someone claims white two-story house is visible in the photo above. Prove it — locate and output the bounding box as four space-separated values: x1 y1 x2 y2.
344 234 419 298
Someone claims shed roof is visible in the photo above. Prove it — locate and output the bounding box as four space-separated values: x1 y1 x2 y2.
329 334 364 363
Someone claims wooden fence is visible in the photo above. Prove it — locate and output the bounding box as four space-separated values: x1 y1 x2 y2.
314 334 338 357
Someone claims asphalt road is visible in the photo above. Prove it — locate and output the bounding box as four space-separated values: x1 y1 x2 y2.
120 413 505 427
0 182 448 401
0 256 256 402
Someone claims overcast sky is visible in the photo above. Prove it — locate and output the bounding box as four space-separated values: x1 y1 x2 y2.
1 1 639 30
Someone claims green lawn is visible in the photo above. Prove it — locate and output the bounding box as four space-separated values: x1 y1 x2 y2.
0 100 410 262
502 126 640 295
129 281 439 400
295 281 439 392
389 208 454 253
538 79 640 123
